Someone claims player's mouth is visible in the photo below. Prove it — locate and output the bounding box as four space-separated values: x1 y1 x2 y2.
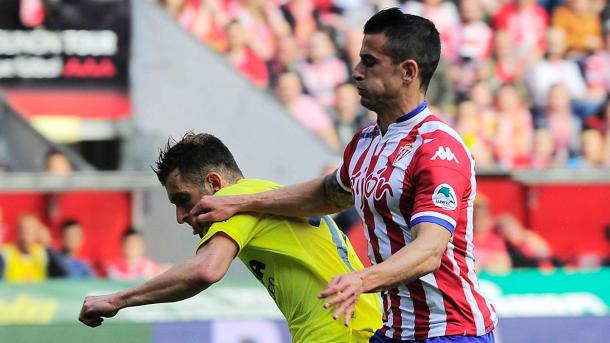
356 87 367 96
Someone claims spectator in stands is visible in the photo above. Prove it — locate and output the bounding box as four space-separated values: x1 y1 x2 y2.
530 128 559 168
1 214 67 282
190 0 230 52
527 27 600 120
473 194 512 274
225 20 270 88
427 57 456 111
493 83 534 169
584 30 610 99
600 0 610 32
450 0 493 100
161 0 199 30
468 81 498 140
458 0 493 64
230 0 290 62
343 27 364 68
540 84 582 164
493 0 548 65
59 219 93 279
551 0 603 58
454 100 495 168
330 82 371 148
275 71 341 151
496 214 562 269
402 0 461 63
538 0 564 14
570 129 609 168
106 228 165 281
585 99 610 137
158 0 609 170
486 29 527 89
267 34 304 85
296 29 349 109
279 0 321 48
44 149 73 176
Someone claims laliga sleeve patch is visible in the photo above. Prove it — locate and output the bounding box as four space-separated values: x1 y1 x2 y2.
432 184 458 210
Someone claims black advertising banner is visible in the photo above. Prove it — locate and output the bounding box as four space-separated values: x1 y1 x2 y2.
0 0 130 89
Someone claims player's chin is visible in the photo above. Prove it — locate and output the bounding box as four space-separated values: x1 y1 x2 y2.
359 96 373 109
192 226 204 238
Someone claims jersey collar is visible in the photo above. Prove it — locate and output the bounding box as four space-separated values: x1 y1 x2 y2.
395 100 429 123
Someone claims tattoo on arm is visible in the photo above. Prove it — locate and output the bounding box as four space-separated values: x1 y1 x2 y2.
323 172 354 210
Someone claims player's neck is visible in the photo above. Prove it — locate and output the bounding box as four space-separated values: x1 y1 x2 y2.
376 93 426 134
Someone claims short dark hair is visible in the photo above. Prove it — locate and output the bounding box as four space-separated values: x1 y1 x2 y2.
122 227 140 242
153 132 243 187
60 219 80 233
363 8 440 92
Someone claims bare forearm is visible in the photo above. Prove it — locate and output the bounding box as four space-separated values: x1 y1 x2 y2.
242 176 347 217
192 173 353 224
113 260 211 309
358 223 450 293
358 241 441 293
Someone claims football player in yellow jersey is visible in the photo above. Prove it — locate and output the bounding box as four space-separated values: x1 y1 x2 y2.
79 132 381 342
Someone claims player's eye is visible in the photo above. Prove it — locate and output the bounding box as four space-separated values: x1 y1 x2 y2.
174 194 190 206
362 58 376 67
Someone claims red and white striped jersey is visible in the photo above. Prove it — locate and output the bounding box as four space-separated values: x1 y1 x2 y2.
336 102 497 340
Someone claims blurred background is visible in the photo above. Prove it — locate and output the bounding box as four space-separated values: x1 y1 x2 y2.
0 0 609 342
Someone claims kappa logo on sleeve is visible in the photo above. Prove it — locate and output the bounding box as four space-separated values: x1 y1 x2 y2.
431 146 459 163
432 184 457 210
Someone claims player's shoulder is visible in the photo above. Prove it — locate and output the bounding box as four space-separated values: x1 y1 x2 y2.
342 124 378 161
216 178 281 197
356 124 379 140
417 116 467 147
413 116 473 170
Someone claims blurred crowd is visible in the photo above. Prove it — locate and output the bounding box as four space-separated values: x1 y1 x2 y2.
161 0 610 169
1 197 608 283
3 0 610 284
0 210 166 283
470 193 610 274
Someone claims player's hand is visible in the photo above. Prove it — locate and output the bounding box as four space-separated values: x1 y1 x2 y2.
318 272 365 327
79 294 121 328
190 195 240 225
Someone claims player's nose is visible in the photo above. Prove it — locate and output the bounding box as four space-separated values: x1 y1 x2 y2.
352 61 365 81
176 207 189 224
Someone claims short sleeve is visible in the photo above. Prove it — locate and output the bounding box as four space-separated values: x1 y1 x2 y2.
409 135 473 234
196 214 260 252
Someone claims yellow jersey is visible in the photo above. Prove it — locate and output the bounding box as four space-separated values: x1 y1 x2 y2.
198 179 381 343
3 243 48 282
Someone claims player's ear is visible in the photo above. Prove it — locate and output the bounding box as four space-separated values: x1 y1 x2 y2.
205 172 223 193
400 59 418 84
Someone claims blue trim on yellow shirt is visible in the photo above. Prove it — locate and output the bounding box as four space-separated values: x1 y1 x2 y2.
322 216 355 272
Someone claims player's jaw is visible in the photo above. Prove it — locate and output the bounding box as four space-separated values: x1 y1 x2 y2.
184 215 205 237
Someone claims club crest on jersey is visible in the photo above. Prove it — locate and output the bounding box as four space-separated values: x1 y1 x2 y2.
431 146 459 163
432 184 457 210
393 143 413 166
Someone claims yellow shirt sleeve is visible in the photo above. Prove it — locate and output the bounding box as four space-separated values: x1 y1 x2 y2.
196 213 260 252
